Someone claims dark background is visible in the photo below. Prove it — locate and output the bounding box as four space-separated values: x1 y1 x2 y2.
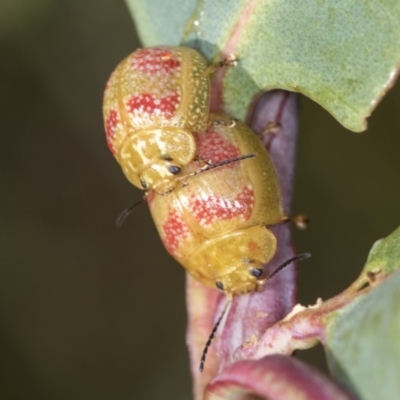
1 1 399 399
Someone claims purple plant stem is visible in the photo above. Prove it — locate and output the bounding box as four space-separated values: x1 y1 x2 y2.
186 276 221 400
216 91 300 371
186 90 300 399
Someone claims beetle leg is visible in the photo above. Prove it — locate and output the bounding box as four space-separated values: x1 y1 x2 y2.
282 213 309 230
258 121 281 140
206 54 239 75
208 116 237 129
255 278 267 291
193 155 213 167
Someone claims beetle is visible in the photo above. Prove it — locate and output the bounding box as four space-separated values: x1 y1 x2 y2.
103 46 228 192
147 112 288 296
143 112 310 371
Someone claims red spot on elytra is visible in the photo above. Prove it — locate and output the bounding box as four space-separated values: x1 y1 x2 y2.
190 186 254 226
247 241 260 252
105 109 119 154
131 47 180 75
195 129 241 165
162 209 189 255
127 92 179 118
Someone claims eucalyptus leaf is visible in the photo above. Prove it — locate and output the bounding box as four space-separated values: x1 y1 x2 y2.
326 269 400 400
362 225 400 276
126 0 195 47
126 0 400 131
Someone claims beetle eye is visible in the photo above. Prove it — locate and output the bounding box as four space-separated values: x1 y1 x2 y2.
140 178 148 189
215 281 224 290
250 268 263 278
168 165 181 175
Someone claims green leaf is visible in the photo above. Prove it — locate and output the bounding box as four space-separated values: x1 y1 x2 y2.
363 225 400 276
126 0 400 131
126 0 195 47
326 269 400 400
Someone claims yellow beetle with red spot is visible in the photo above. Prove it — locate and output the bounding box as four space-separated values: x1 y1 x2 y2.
147 112 286 296
103 46 210 191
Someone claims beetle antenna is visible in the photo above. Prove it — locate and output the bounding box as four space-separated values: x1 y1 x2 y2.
198 253 310 373
178 153 256 184
199 300 231 373
115 196 147 227
116 154 255 225
268 252 311 280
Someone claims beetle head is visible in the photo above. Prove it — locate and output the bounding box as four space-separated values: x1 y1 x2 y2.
117 127 196 191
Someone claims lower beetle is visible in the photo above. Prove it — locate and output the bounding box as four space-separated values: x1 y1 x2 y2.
147 112 287 296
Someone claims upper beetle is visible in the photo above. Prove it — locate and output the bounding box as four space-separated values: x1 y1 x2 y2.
103 46 210 192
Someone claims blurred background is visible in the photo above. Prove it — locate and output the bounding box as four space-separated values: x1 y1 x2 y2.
1 1 399 399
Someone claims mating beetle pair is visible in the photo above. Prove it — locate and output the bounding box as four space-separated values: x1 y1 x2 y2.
103 46 291 296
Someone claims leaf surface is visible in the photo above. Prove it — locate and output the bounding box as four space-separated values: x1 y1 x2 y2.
362 225 400 276
126 0 400 131
326 269 400 400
